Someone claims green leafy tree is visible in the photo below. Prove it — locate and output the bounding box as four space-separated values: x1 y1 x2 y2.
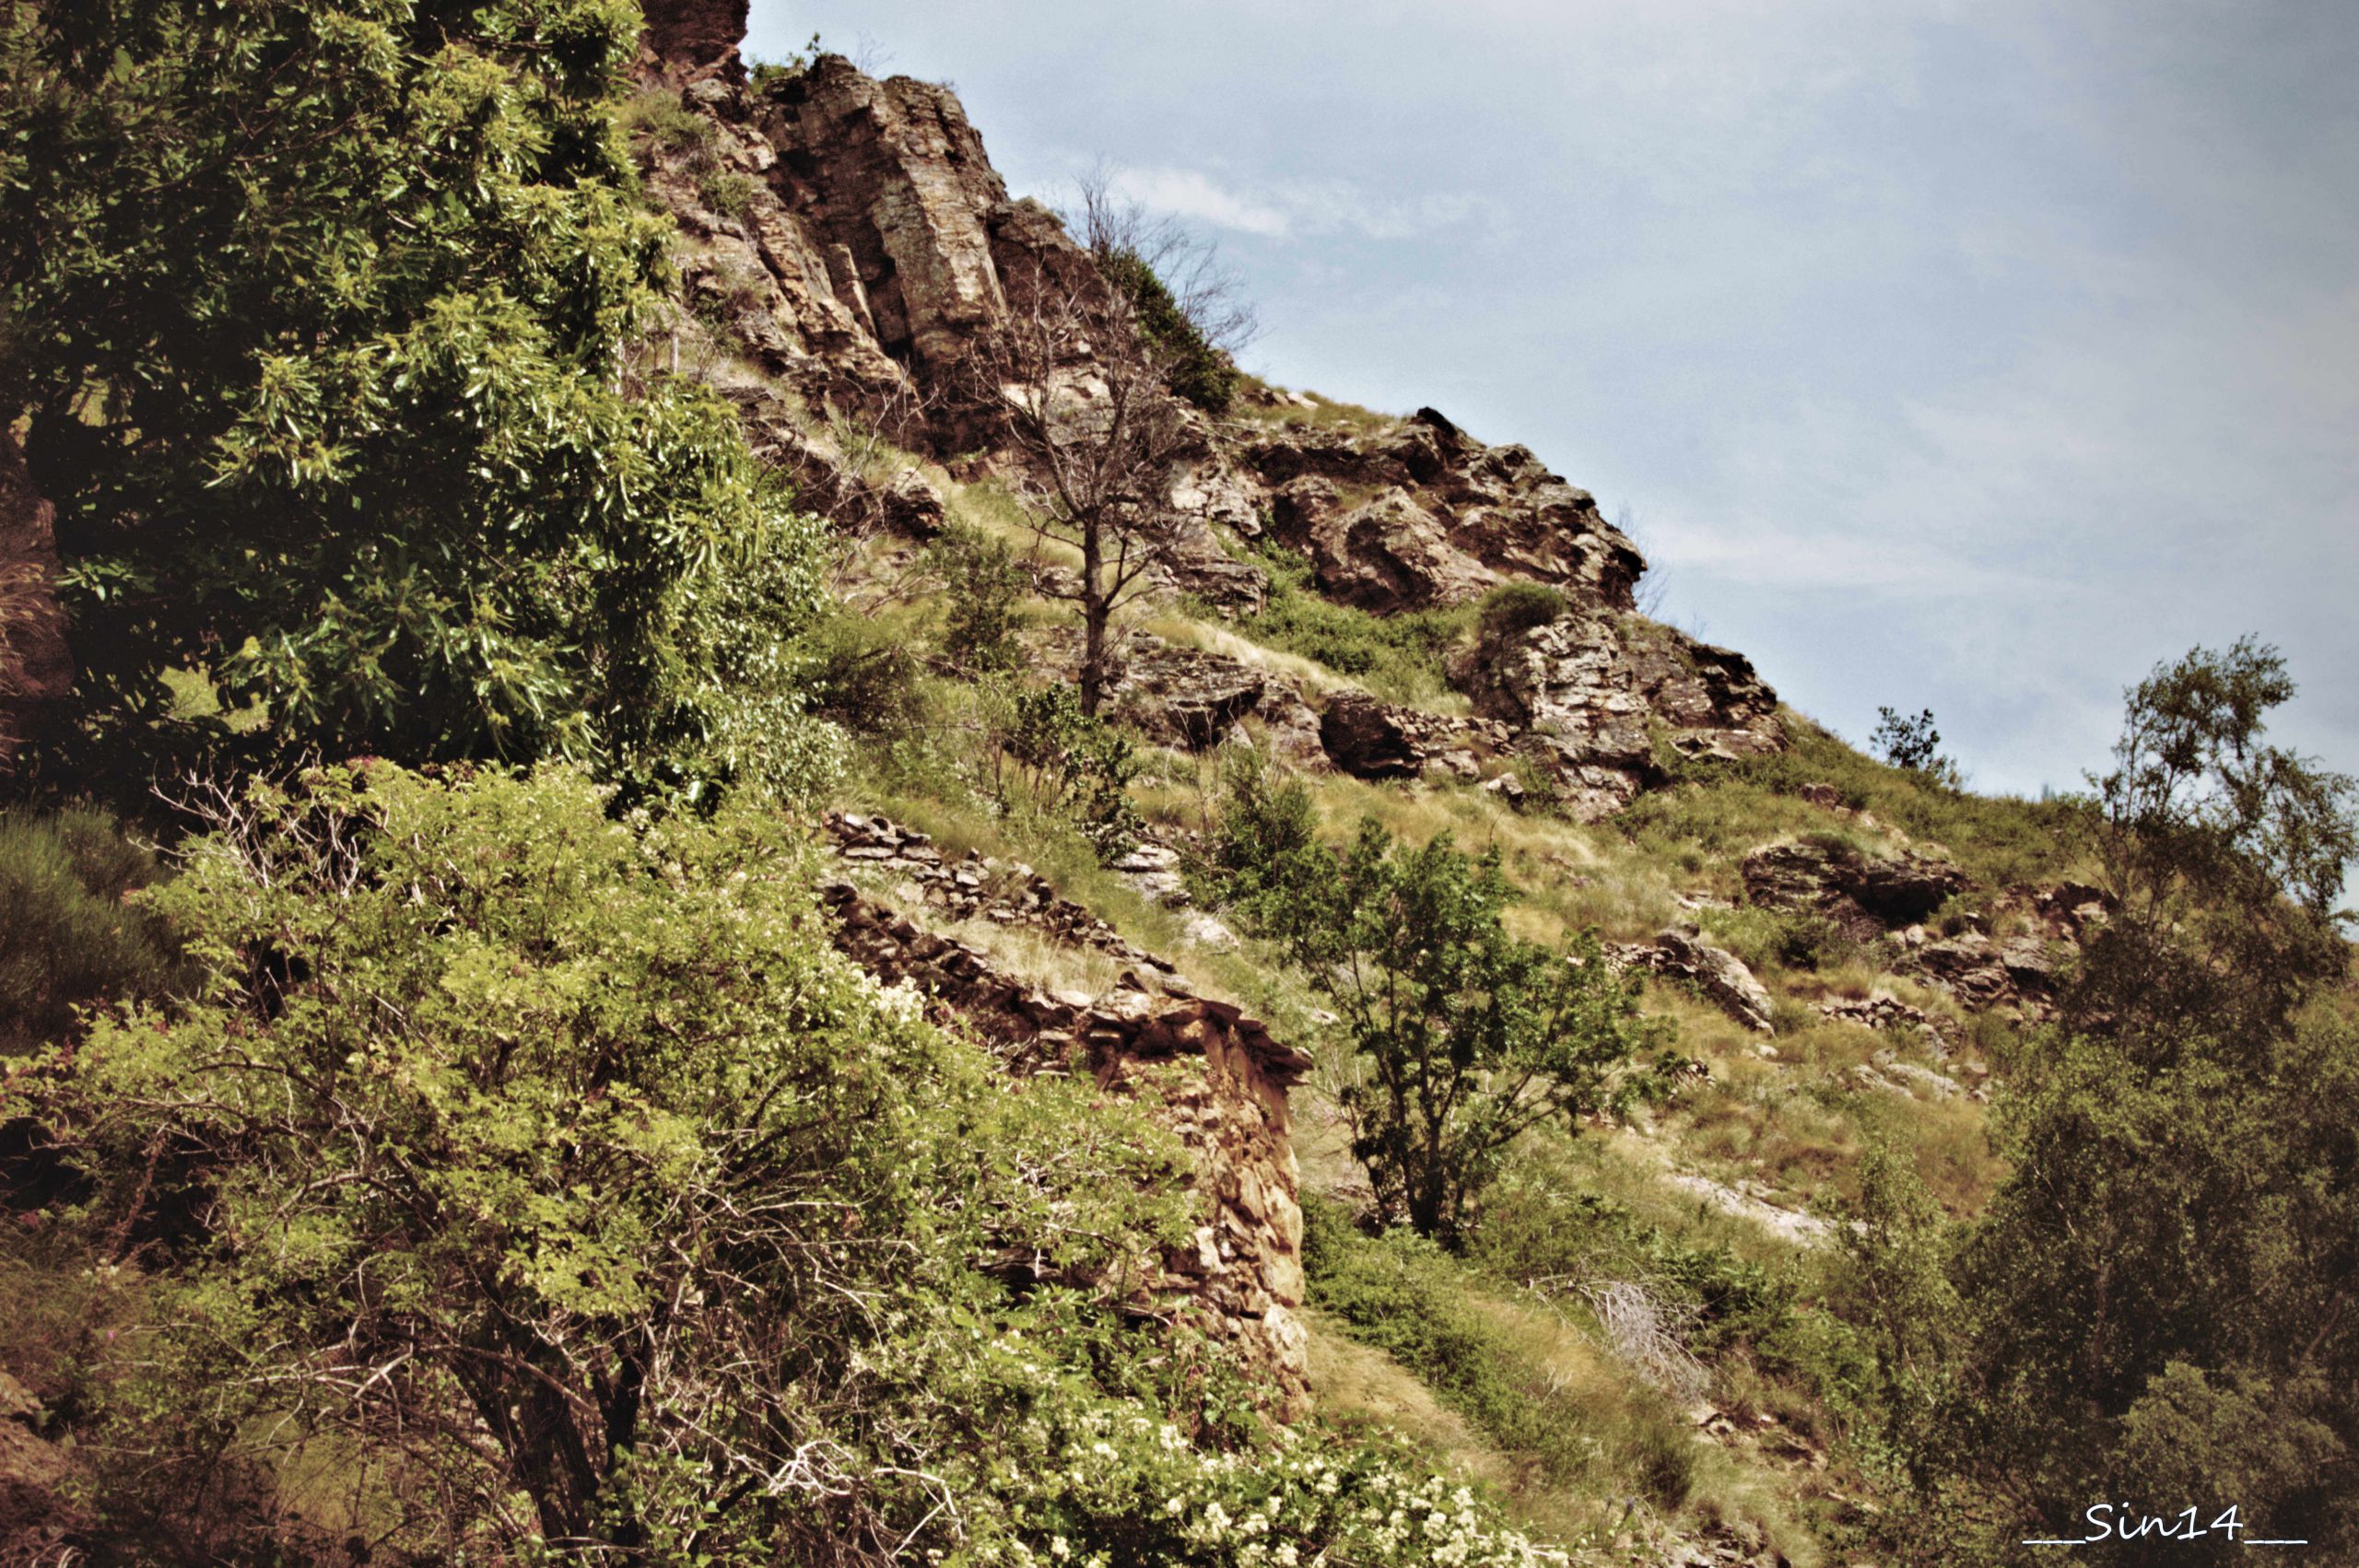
1918 641 2359 1563
989 682 1144 861
0 0 823 785
1196 747 1321 924
1870 706 1962 788
1268 819 1675 1245
925 521 1029 673
18 763 1192 1558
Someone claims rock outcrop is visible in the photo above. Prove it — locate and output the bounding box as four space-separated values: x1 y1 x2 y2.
825 812 1178 977
1611 928 1777 1034
1914 931 2065 1018
1817 991 1962 1056
1460 614 1782 818
640 0 749 78
632 34 1801 813
820 813 1311 1413
1743 838 1969 933
1317 692 1516 781
1248 407 1645 613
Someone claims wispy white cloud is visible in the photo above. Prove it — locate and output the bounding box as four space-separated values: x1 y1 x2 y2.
1108 167 1292 237
1107 165 1497 242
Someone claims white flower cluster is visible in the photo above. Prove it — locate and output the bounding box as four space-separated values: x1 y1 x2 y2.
965 1401 1572 1567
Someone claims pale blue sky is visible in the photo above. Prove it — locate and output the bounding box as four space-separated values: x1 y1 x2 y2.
749 2 2359 799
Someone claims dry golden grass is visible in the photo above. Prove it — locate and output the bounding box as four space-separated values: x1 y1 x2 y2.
1139 613 1362 696
935 916 1132 998
1303 1307 1513 1486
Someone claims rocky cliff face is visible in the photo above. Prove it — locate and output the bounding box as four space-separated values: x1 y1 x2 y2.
629 5 1802 1408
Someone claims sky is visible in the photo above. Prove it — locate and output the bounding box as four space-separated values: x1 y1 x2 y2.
747 1 2359 800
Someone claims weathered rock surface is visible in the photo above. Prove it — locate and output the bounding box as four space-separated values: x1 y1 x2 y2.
1316 691 1515 781
819 870 1311 1415
1915 930 2066 1018
1817 991 1961 1057
1460 613 1782 818
1105 641 1269 751
1248 407 1645 613
634 35 1799 813
1611 928 1777 1034
640 0 749 77
825 811 1178 977
1743 838 1969 932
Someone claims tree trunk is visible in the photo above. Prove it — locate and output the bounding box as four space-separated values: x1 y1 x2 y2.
1079 520 1107 716
0 428 74 770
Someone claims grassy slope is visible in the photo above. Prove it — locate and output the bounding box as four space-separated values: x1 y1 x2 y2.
816 406 2087 1562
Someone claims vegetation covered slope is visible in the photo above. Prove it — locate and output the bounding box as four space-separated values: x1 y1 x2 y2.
0 4 2353 1566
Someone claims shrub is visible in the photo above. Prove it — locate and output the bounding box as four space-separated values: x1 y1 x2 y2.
1266 819 1677 1243
802 610 930 740
988 683 1144 862
621 89 719 161
926 521 1029 673
1095 247 1238 414
1193 748 1320 919
1475 581 1569 643
17 764 1203 1558
697 168 760 221
0 809 179 1053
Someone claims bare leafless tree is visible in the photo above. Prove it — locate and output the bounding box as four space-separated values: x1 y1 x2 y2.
956 172 1258 715
1065 166 1261 363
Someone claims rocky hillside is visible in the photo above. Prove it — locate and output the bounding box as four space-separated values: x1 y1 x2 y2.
634 5 1782 822
612 9 2127 1565
5 6 2348 1562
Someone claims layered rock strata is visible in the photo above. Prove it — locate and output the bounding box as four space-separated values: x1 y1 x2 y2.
1609 928 1777 1035
820 813 1311 1414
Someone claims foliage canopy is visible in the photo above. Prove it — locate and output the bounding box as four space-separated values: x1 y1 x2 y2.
0 0 827 790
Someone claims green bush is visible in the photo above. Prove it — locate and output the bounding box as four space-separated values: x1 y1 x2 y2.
1192 748 1321 919
5 3 811 776
926 521 1029 673
1266 819 1675 1244
697 168 760 221
1096 247 1238 414
988 683 1144 862
803 610 931 739
1475 582 1569 643
1696 903 1853 974
14 764 1579 1564
0 809 179 1053
1469 1168 1793 1363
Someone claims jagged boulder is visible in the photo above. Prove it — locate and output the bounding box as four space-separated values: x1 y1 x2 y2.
640 0 748 77
1245 407 1645 614
1317 692 1511 780
1743 838 1968 930
1916 931 2065 1016
1818 991 1961 1056
1268 477 1495 612
755 57 1028 372
1106 642 1268 751
1612 927 1777 1034
1456 612 1780 820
